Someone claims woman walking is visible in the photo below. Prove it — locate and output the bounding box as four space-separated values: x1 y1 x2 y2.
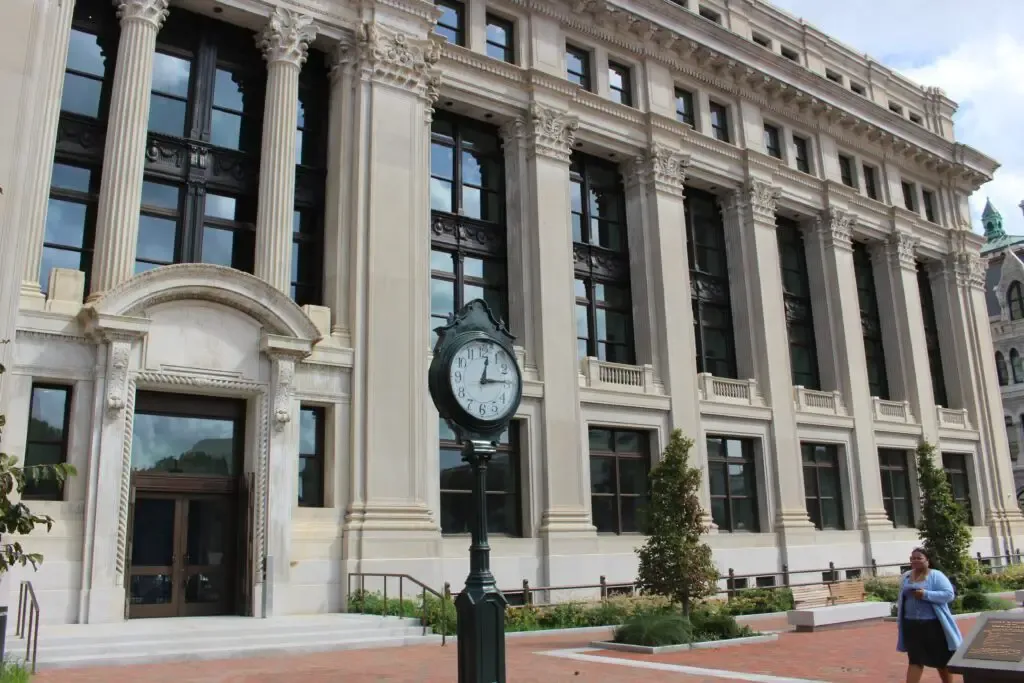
896 547 963 683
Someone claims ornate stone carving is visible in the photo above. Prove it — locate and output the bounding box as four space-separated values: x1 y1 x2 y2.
105 339 132 416
951 250 985 290
887 230 919 271
330 31 358 81
270 355 296 432
499 116 526 145
114 378 137 579
626 143 689 195
114 0 169 29
527 104 579 163
744 179 781 220
816 209 855 251
354 22 442 106
258 8 317 66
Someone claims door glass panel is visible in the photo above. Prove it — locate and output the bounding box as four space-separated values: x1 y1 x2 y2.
185 498 230 604
129 497 176 606
131 414 237 475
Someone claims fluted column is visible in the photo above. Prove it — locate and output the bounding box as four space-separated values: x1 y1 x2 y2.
721 180 813 536
88 0 169 300
874 230 938 438
18 0 78 308
324 34 357 344
622 146 706 507
805 210 892 537
254 8 316 295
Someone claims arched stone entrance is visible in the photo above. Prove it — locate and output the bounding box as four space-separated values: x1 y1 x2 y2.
76 264 319 623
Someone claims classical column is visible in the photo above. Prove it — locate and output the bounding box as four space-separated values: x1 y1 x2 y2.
88 0 169 300
622 145 707 505
499 118 537 358
341 23 442 553
520 103 594 557
18 0 78 308
932 240 1024 546
323 33 357 345
254 8 317 296
720 180 813 537
873 230 938 438
804 210 892 538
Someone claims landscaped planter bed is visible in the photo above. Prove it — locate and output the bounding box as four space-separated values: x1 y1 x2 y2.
589 632 778 655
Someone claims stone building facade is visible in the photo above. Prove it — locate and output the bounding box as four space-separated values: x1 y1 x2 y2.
981 200 1024 506
0 0 1020 625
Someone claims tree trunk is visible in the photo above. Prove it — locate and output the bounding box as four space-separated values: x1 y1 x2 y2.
681 594 690 617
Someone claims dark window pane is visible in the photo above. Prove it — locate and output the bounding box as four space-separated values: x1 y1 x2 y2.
710 497 728 529
141 182 179 210
732 498 757 532
431 142 454 180
709 462 727 496
152 52 191 97
201 226 236 267
430 178 453 213
213 68 244 110
440 492 472 534
299 408 320 455
619 458 647 494
61 72 102 117
591 496 616 533
28 387 69 441
51 164 91 192
589 429 613 451
137 216 177 262
590 457 615 494
211 110 243 149
205 194 238 220
148 94 188 137
620 496 644 533
431 278 455 317
44 199 88 248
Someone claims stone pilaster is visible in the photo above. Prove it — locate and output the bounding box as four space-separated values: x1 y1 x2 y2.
804 210 893 536
254 8 317 296
499 117 536 360
932 240 1024 547
18 0 78 309
88 0 170 301
323 34 357 345
875 229 938 438
520 103 593 538
341 22 441 546
720 180 813 536
622 145 707 506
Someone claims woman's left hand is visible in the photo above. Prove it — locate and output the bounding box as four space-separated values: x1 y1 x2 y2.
912 589 925 600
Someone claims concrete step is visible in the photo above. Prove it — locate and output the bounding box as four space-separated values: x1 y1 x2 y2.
10 614 442 670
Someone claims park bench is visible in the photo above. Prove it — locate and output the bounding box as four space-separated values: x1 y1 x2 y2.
791 584 832 609
788 578 888 632
828 579 866 605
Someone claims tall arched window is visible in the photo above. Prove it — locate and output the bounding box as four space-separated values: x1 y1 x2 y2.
996 351 1009 385
1010 349 1023 383
1009 281 1024 320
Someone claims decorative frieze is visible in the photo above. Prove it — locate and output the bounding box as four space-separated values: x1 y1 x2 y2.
815 209 855 251
527 104 579 163
257 8 316 67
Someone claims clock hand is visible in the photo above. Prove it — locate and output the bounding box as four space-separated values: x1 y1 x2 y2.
480 357 489 385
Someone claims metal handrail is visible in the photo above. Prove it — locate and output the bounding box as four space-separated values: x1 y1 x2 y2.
346 572 451 646
15 581 40 673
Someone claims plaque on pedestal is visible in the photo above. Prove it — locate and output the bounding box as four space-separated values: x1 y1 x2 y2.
947 611 1024 683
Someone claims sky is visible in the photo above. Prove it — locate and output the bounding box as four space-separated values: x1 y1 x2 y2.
768 0 1024 236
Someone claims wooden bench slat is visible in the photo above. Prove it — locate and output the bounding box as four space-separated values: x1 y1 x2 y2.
828 580 866 605
791 585 833 608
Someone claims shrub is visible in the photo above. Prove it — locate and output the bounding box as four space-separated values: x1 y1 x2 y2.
865 577 901 602
0 659 30 683
915 441 975 590
964 574 1002 594
721 588 793 616
614 613 693 647
690 607 752 642
993 565 1024 590
955 590 1016 614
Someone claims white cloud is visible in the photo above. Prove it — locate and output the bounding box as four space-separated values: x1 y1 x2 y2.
769 0 1024 235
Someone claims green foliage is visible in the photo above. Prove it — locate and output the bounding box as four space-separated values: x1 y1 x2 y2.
720 588 794 616
690 606 753 641
0 658 30 683
864 577 901 602
635 430 719 616
0 344 76 574
992 565 1024 590
915 441 974 590
614 613 693 646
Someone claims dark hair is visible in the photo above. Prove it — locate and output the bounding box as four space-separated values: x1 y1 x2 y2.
911 547 932 564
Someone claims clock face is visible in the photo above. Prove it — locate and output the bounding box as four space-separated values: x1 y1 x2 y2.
448 339 520 423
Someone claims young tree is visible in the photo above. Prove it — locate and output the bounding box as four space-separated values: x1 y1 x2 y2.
915 440 974 589
635 429 718 616
0 341 76 573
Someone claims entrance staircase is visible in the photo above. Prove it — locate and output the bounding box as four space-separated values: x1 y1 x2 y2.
16 613 441 670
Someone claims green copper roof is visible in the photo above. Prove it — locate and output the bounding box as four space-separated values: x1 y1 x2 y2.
981 233 1024 255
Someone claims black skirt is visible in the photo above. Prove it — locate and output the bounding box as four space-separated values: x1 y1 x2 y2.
904 618 953 669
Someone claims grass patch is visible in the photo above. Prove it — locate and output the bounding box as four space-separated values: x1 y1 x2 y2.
0 659 31 683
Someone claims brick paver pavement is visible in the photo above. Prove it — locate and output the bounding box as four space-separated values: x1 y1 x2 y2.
31 618 967 683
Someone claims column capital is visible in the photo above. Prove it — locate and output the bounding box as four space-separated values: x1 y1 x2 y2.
113 0 169 29
814 208 855 251
526 104 578 163
948 250 986 290
329 31 358 83
354 22 443 106
258 7 317 67
886 230 920 271
624 143 690 195
724 178 780 222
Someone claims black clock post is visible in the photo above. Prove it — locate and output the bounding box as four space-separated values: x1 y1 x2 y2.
428 299 523 683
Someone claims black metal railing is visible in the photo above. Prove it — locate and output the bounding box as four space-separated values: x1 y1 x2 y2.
15 581 40 673
346 573 450 645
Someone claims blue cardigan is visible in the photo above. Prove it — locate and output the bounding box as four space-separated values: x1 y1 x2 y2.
896 569 964 653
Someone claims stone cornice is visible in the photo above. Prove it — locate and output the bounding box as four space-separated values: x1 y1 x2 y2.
507 0 994 189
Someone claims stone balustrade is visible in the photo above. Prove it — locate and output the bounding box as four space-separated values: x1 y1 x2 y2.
872 397 915 424
579 358 658 394
697 373 764 407
793 386 847 416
